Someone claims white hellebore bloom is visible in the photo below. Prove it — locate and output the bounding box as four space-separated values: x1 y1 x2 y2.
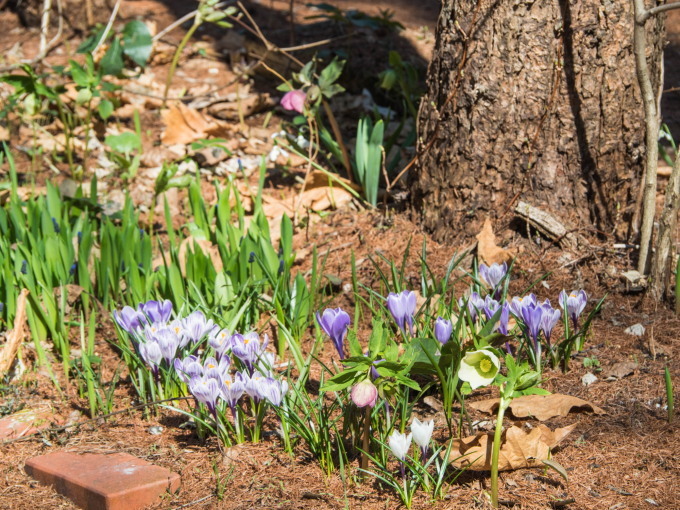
458 349 500 389
388 431 412 462
411 417 434 457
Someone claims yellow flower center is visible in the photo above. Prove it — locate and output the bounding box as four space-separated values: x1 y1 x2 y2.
207 364 215 369
479 359 492 373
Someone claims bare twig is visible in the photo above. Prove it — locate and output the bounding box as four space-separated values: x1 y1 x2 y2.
39 0 53 57
0 289 29 376
92 0 121 55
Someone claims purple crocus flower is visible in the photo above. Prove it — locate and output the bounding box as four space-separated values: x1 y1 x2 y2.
280 89 306 113
138 340 163 379
498 303 511 336
138 299 173 323
208 328 233 360
232 332 269 374
148 327 180 364
520 302 544 362
316 308 351 360
540 301 561 345
182 311 215 344
386 290 417 335
479 262 508 290
459 292 485 322
558 290 588 329
174 355 203 384
114 306 146 333
509 294 537 318
434 317 452 344
482 296 500 321
220 373 245 410
189 375 223 417
261 377 288 406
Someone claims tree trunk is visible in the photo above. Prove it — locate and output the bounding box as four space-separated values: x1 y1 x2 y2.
411 0 665 243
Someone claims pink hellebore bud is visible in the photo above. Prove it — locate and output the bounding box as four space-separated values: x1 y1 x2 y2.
280 89 306 113
351 380 378 408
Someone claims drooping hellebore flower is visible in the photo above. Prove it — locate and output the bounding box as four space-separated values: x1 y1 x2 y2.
434 317 453 345
558 290 588 329
386 290 417 335
350 380 378 408
479 262 508 292
316 307 351 360
411 417 434 461
458 349 500 389
280 89 306 114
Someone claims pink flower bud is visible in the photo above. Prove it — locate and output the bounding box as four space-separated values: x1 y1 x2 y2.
280 89 306 113
351 380 378 408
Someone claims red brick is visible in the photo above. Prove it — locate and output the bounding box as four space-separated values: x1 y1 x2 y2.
25 451 180 510
0 404 53 439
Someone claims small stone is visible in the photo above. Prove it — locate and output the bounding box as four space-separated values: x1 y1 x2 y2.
582 373 598 386
624 324 645 336
25 451 180 510
645 498 659 506
148 425 164 435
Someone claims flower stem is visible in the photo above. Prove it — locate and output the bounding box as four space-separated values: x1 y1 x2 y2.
163 20 200 107
360 406 371 471
491 401 508 508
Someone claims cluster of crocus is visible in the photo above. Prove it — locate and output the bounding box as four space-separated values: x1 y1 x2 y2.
115 300 288 427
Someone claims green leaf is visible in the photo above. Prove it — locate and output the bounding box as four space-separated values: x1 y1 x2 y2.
105 131 141 154
320 368 362 393
101 37 124 76
98 99 114 120
77 28 106 54
122 20 152 67
69 60 90 87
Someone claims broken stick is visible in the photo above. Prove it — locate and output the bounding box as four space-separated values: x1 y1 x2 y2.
514 201 579 251
0 289 30 376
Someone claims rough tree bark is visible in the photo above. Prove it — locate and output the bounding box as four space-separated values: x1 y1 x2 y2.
411 0 665 243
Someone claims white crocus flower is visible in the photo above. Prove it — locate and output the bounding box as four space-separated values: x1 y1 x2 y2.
458 349 500 389
388 431 412 462
411 418 434 460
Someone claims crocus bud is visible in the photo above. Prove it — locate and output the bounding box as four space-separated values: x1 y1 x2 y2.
434 317 452 344
280 89 306 113
386 290 417 335
388 430 412 461
350 380 378 408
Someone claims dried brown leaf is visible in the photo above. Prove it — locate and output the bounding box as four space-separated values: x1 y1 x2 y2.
476 217 512 264
602 361 638 380
178 237 223 274
450 423 576 471
161 103 232 145
469 394 606 421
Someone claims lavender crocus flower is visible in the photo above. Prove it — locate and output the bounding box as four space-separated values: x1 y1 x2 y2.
460 292 485 322
558 290 588 329
509 294 537 318
244 371 268 402
540 301 561 345
479 262 508 295
208 328 233 360
174 355 203 384
482 296 500 321
232 332 269 374
182 311 215 344
220 373 245 410
434 317 452 344
138 340 163 379
262 377 288 406
138 299 173 323
150 327 180 364
316 307 351 360
387 290 417 335
498 303 511 336
114 306 146 333
520 303 544 362
189 375 223 417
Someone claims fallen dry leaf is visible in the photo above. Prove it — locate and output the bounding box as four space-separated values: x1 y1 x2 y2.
476 217 513 264
469 394 605 421
161 103 233 145
450 423 576 471
603 361 638 380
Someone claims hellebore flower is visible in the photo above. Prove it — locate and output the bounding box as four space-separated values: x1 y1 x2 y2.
350 380 378 408
434 317 452 344
280 89 306 113
458 349 500 389
559 290 588 329
411 417 434 461
479 262 508 290
316 307 351 360
182 310 215 344
114 306 145 333
540 301 561 345
387 290 417 335
460 292 485 322
138 299 173 323
174 355 203 384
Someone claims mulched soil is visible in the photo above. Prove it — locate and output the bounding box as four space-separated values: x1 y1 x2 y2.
1 1 680 510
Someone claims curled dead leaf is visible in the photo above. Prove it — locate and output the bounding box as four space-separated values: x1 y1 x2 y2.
476 217 513 264
161 103 233 146
450 423 576 471
469 394 606 421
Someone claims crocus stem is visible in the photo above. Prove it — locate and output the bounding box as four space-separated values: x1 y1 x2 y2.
491 400 509 508
360 406 371 471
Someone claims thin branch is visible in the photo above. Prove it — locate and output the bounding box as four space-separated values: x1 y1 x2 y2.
92 0 121 55
641 1 680 22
